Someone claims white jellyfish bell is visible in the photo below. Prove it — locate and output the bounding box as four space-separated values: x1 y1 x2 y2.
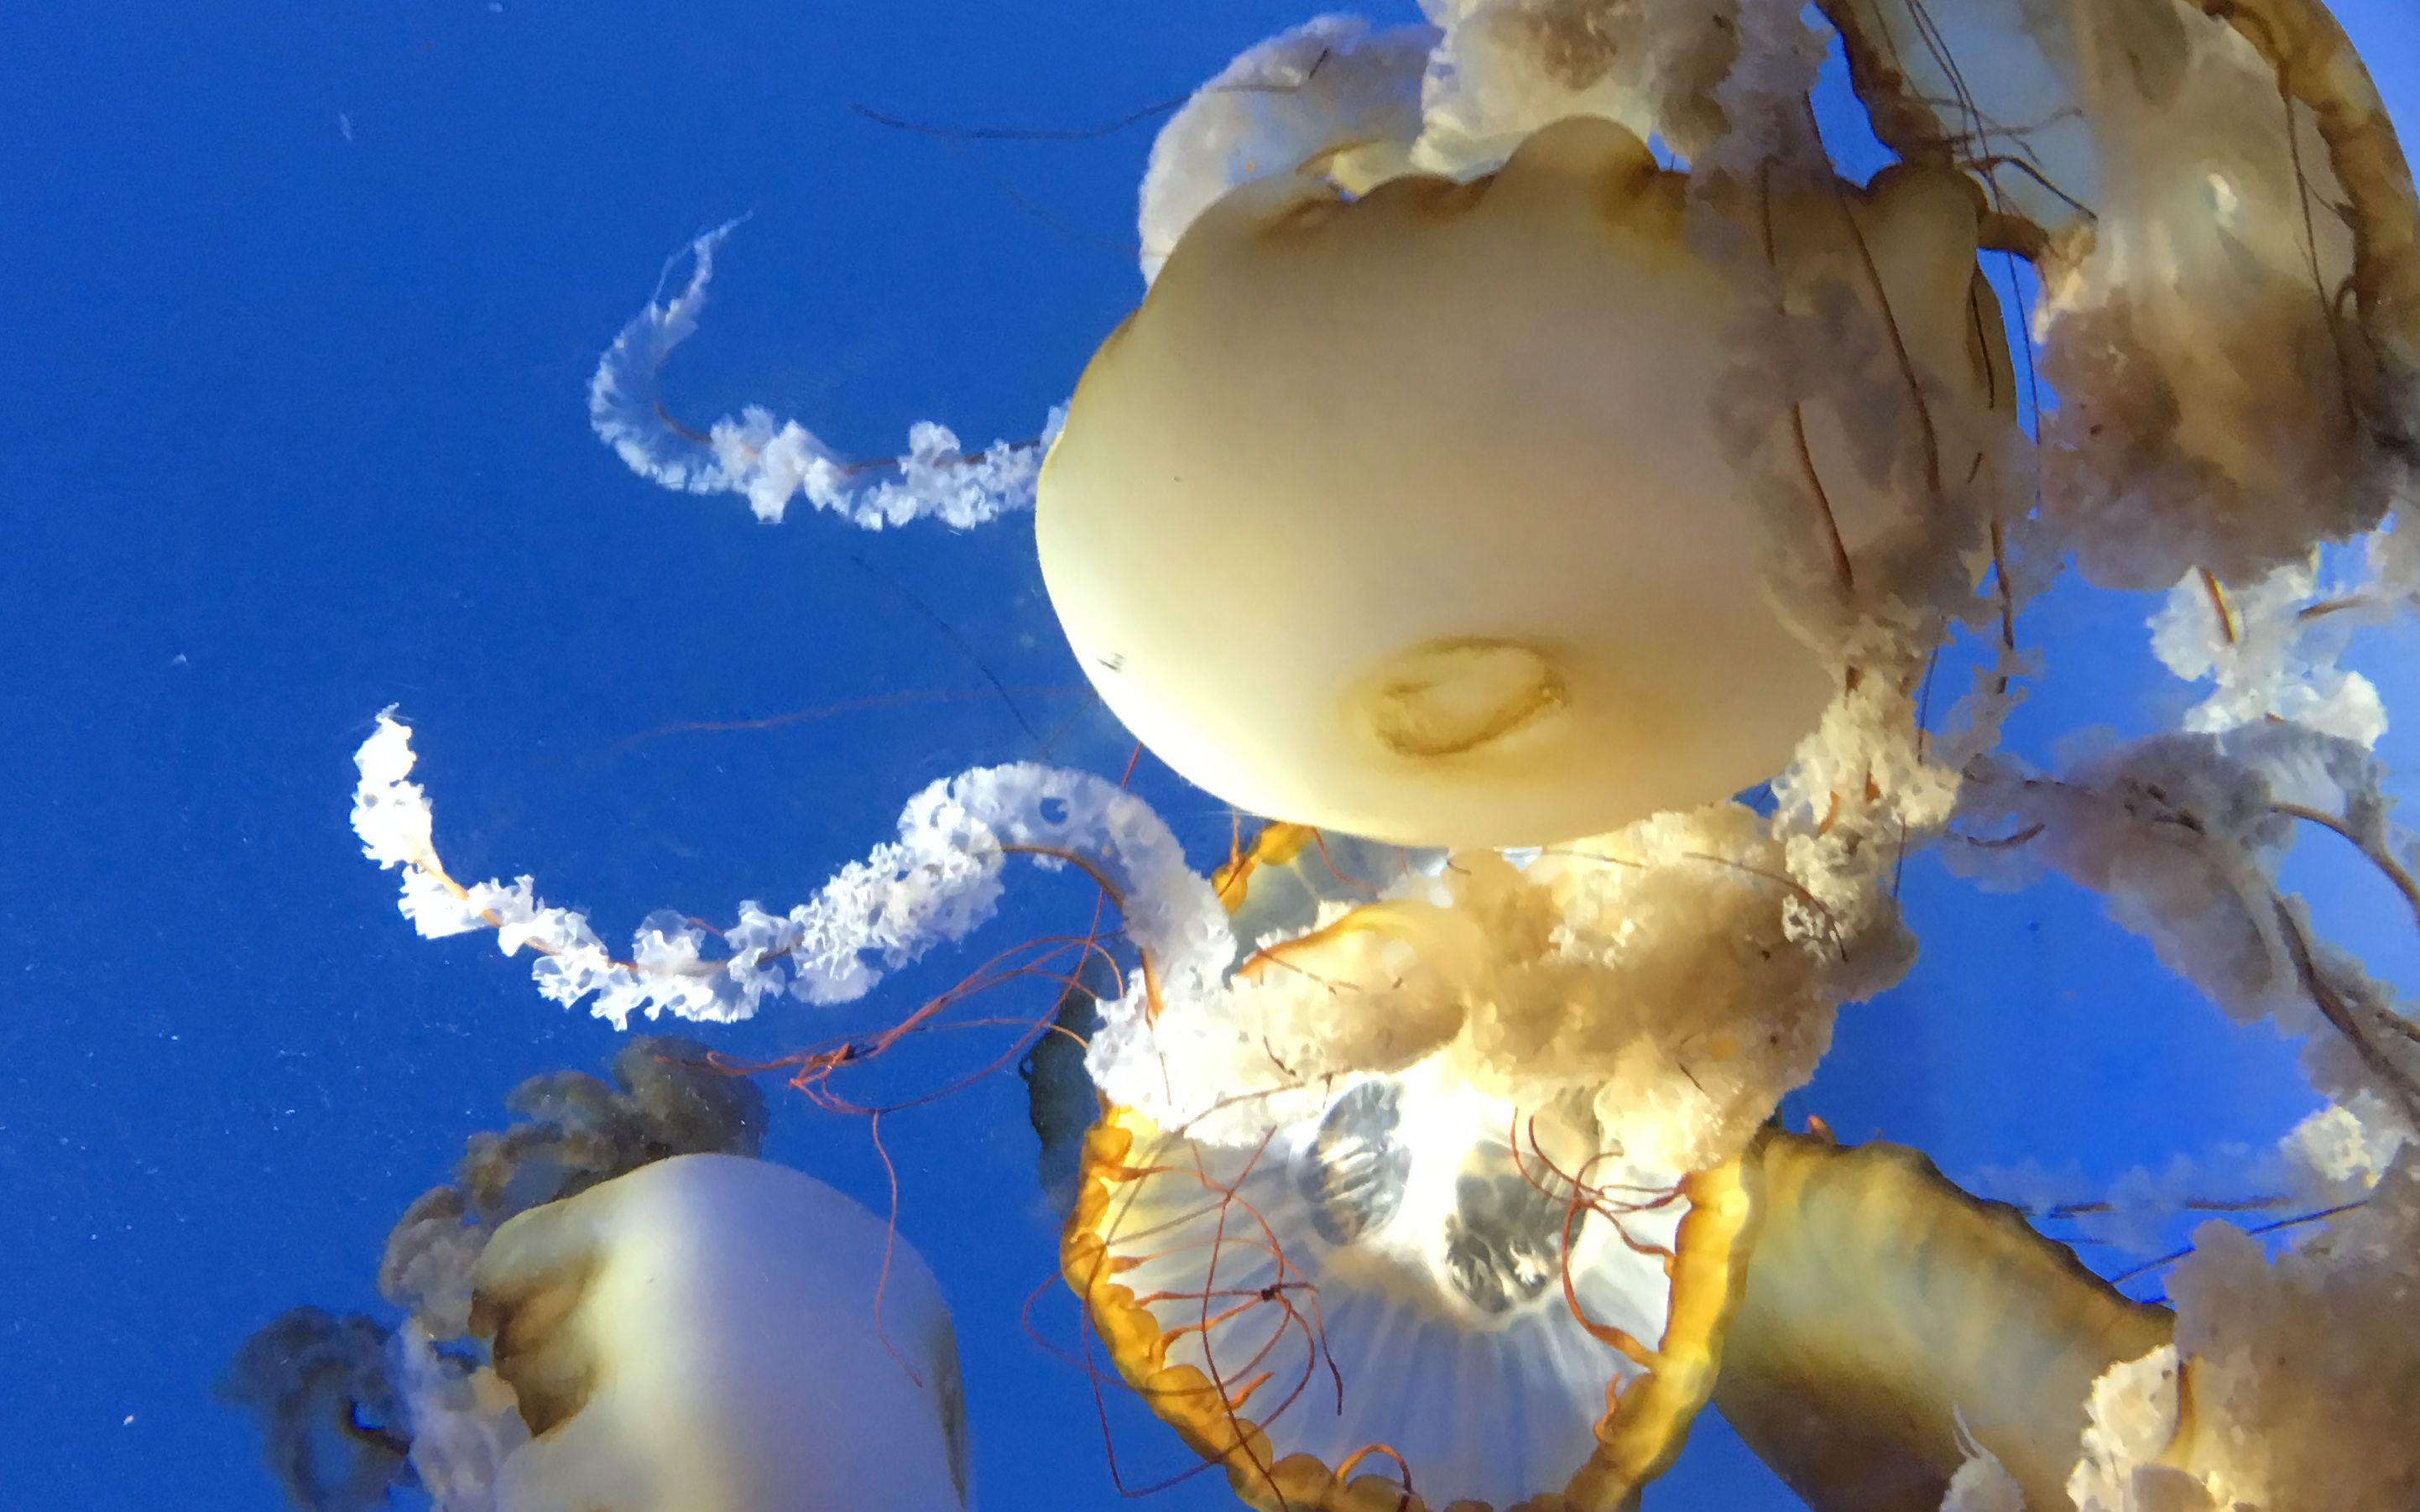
467 1154 972 1512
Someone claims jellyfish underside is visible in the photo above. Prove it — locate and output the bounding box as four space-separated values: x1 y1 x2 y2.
1037 113 2012 852
1065 1102 1757 1512
1714 1132 2177 1512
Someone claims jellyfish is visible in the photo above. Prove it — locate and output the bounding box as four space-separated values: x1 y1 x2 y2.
1004 0 2413 1422
1037 109 2017 851
468 1153 971 1512
1820 0 2420 590
1024 79 2032 1506
1049 815 1754 1509
1048 807 2183 1512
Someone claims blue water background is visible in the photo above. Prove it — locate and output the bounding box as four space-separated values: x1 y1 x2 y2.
4 2 2417 1507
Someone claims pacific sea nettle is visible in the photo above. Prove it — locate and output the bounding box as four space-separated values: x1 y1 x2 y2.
1049 818 2176 1512
1823 0 2420 588
1037 112 2015 852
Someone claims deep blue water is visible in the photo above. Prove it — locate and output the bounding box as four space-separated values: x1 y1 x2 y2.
4 2 2416 1509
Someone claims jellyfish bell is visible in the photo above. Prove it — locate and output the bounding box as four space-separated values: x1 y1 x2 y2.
1037 113 2016 849
1823 0 2420 588
1055 817 1813 1510
467 1153 971 1512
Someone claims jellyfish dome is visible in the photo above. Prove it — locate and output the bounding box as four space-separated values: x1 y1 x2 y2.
471 1154 971 1512
1037 112 2016 850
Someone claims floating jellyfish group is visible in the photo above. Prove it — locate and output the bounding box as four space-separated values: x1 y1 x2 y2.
237 2 2420 1509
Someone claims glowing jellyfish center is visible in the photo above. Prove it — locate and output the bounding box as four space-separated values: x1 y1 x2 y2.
1272 1063 1669 1331
1039 115 2011 847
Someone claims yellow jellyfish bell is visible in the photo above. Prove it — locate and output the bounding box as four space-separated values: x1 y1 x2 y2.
468 1154 972 1512
1038 114 2014 849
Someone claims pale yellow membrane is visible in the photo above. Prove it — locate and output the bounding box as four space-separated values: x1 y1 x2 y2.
1713 1131 2174 1512
1038 116 2006 848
